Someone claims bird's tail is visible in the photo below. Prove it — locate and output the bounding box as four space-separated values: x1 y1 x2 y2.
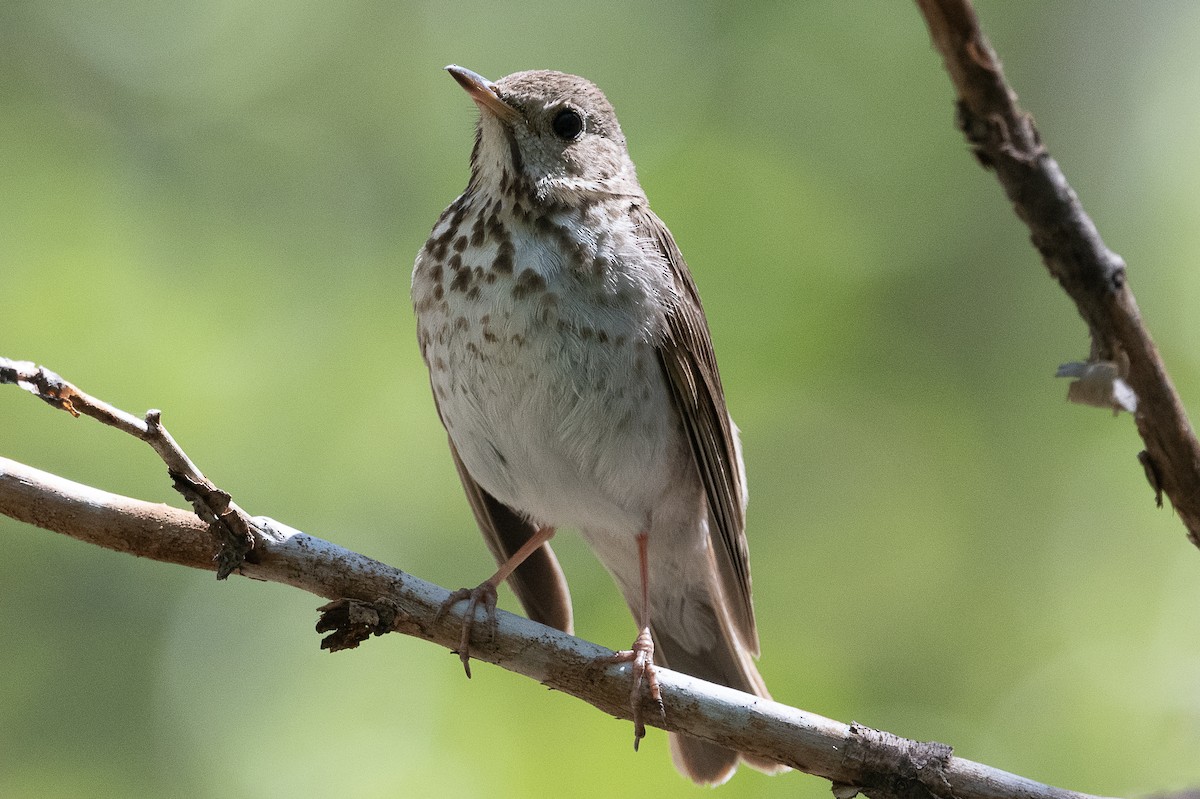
652 604 788 785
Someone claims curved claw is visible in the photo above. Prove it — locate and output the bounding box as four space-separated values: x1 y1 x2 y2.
436 581 499 678
607 627 664 749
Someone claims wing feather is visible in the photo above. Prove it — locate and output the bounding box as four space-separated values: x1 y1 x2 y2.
634 206 758 653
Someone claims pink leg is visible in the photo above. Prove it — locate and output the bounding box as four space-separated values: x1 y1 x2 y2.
607 532 664 749
436 525 557 677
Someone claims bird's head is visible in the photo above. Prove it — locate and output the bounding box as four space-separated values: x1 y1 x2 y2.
446 65 643 207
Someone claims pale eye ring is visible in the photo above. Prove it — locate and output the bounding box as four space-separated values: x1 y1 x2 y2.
551 108 584 140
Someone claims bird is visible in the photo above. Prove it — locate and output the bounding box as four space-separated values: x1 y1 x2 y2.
412 64 783 785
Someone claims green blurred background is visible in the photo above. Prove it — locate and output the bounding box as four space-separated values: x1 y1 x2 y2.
3 1 1199 796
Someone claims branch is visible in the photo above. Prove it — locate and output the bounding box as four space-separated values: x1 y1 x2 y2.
0 358 257 574
1 357 1111 799
913 0 1200 547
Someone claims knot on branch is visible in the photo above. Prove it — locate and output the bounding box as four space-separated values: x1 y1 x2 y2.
170 469 256 578
316 598 406 652
834 723 955 799
0 359 81 416
954 101 1043 171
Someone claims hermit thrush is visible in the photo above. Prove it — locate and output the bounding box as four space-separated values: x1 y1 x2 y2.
412 65 782 785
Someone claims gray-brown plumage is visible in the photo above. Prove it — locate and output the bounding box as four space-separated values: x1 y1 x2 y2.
412 65 783 785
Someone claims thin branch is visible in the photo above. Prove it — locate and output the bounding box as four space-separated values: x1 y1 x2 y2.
1 359 1111 799
0 358 259 573
913 0 1200 547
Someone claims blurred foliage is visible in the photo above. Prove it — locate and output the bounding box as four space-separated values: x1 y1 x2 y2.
3 2 1200 797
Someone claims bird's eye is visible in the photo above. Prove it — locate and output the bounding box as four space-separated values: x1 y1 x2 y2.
551 108 584 140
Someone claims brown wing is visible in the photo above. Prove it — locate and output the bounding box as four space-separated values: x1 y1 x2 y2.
444 436 573 634
634 206 758 654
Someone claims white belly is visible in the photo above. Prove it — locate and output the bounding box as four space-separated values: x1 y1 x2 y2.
436 303 683 534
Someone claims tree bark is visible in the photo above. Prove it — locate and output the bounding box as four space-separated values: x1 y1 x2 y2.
915 0 1200 546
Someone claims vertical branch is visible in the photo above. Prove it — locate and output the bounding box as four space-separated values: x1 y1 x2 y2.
914 0 1200 546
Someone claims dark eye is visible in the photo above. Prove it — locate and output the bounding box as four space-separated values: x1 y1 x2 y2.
551 108 584 140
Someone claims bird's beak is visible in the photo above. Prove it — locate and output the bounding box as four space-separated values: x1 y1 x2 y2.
445 65 519 122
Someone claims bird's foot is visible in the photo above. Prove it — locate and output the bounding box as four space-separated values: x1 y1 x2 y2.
435 581 499 678
607 626 664 750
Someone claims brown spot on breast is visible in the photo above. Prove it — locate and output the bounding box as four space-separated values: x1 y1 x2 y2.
485 213 505 240
453 236 468 252
481 321 497 342
425 206 464 261
414 293 446 313
454 317 469 331
533 214 589 272
447 254 475 293
450 268 471 293
432 198 464 231
430 238 450 261
493 240 515 275
512 269 547 299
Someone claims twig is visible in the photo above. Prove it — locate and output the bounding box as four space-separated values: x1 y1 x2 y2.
913 0 1200 547
0 357 260 574
0 359 1113 799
